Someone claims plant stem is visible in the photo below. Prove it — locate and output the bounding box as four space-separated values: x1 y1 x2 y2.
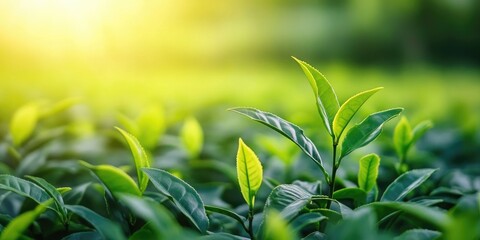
327 142 338 209
248 209 256 240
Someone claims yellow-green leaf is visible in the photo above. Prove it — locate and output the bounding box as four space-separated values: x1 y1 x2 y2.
236 138 263 209
0 199 53 240
333 87 383 139
80 161 141 197
136 106 165 150
39 97 79 118
10 103 39 146
264 210 299 240
394 117 413 160
358 154 380 192
181 117 204 158
115 127 150 193
292 57 339 136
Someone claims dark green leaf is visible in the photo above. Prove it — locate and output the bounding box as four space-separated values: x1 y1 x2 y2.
143 168 209 233
25 176 68 223
340 108 403 159
229 107 329 181
394 229 441 240
358 154 380 192
65 205 126 240
265 184 312 221
290 212 327 232
61 232 103 240
199 233 249 240
333 188 367 207
381 169 437 202
205 205 247 229
292 57 339 136
0 175 52 208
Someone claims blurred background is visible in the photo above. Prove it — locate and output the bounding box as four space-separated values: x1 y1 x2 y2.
0 0 479 168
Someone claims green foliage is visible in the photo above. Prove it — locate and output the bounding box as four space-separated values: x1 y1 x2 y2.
381 169 437 202
9 103 39 147
236 138 263 210
263 210 299 240
358 154 380 192
115 127 151 193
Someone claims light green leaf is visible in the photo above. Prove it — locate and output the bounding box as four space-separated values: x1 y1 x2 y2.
10 103 39 146
229 107 329 181
236 138 263 209
115 127 150 193
26 176 68 223
264 210 299 240
65 205 126 240
0 199 53 240
394 229 441 240
333 188 367 207
411 120 433 146
143 168 209 233
358 154 380 192
381 169 437 202
80 161 141 197
181 117 204 158
394 117 413 159
136 106 165 150
340 108 403 159
56 187 72 194
39 97 79 118
292 57 339 136
333 87 383 139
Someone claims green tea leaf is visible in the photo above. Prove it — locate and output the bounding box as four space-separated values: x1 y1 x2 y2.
394 117 413 160
264 210 299 240
0 174 51 206
115 127 150 193
411 120 433 146
381 169 437 202
143 168 209 233
0 199 53 240
340 108 403 159
39 97 79 118
325 207 378 240
10 103 39 146
229 107 329 181
292 57 339 136
236 138 263 209
333 188 367 207
205 205 247 227
394 229 441 240
333 87 383 139
80 161 141 197
358 154 380 192
26 176 68 223
265 184 312 221
61 232 103 240
65 205 126 240
290 213 327 232
181 117 204 158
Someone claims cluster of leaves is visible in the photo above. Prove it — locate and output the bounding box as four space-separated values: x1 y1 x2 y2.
0 59 479 240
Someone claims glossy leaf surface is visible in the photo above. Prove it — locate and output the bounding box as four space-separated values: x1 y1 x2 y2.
293 57 339 135
230 107 329 180
340 108 403 159
381 169 437 202
236 138 262 209
66 205 126 240
333 87 383 139
143 168 209 233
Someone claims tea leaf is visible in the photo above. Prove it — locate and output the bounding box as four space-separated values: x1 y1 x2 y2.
0 174 52 206
61 232 103 240
290 212 327 232
0 199 53 240
292 57 339 136
381 169 437 202
143 168 209 233
236 139 263 209
394 117 413 159
80 161 141 197
181 117 204 158
136 106 165 150
333 188 367 207
26 176 68 223
411 120 433 146
340 108 403 159
333 87 383 139
65 205 126 240
39 97 79 118
394 229 441 240
358 154 380 192
205 205 247 227
229 107 329 180
115 127 150 193
10 103 39 146
265 184 312 221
